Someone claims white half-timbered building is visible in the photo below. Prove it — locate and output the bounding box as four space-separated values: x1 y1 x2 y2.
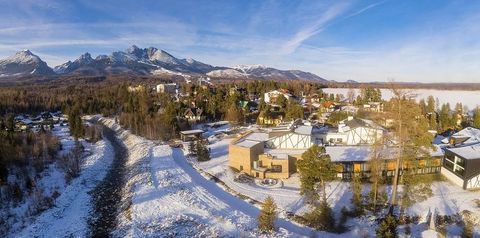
265 125 324 149
324 117 384 145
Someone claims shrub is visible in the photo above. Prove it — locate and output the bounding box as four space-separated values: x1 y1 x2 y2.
304 197 335 231
376 214 397 238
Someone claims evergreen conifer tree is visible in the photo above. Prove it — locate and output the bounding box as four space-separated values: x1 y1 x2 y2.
257 196 277 232
376 214 398 238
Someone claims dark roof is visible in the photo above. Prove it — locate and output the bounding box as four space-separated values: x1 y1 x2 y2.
344 119 367 129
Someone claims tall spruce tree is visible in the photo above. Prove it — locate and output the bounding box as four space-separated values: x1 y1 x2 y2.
285 101 304 120
257 196 277 233
303 196 335 231
298 145 338 231
297 145 337 203
473 107 480 129
351 173 363 215
68 105 84 140
196 141 210 162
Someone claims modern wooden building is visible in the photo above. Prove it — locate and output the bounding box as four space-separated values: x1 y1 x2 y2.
442 142 480 190
437 127 480 190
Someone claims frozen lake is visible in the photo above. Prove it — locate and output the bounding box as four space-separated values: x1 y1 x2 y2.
323 88 480 110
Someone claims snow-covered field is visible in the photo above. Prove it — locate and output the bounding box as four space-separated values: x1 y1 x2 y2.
7 125 115 237
323 88 480 110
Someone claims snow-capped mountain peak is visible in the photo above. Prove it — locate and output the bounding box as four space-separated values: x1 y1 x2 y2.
146 47 179 64
0 50 54 76
234 64 267 72
77 53 94 64
5 49 41 64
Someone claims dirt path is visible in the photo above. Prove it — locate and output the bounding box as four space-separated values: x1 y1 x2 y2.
88 125 128 237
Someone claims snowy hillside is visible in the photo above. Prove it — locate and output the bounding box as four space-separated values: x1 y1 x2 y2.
10 140 114 238
207 64 329 81
4 124 114 237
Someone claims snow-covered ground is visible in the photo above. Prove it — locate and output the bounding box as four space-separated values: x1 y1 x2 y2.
22 116 470 237
99 117 318 237
7 125 115 237
194 128 480 237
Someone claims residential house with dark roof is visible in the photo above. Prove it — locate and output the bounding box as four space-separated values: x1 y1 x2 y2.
440 127 480 189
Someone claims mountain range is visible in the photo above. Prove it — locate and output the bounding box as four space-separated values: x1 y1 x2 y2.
0 46 328 82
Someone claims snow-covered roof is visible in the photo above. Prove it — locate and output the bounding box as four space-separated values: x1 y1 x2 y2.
445 143 480 160
243 132 269 142
264 148 306 160
449 127 480 144
294 125 313 135
430 145 445 157
236 140 262 148
264 146 394 162
341 118 383 131
326 146 372 162
20 119 33 124
180 129 204 135
433 135 447 145
265 89 292 97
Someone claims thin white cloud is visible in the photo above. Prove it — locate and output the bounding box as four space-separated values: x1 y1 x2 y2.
279 2 351 55
344 0 387 19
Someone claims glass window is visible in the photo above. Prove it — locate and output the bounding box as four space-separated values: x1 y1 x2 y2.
444 160 454 170
454 166 464 176
271 165 282 172
455 156 465 167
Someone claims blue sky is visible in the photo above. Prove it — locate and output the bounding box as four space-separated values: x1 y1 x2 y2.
0 0 479 83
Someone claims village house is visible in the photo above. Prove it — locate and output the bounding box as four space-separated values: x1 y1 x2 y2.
229 86 247 96
340 105 359 114
156 83 177 94
319 101 336 113
323 116 384 145
180 129 204 142
256 111 284 126
361 102 384 113
264 89 293 104
127 85 145 92
439 127 480 190
183 108 205 123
